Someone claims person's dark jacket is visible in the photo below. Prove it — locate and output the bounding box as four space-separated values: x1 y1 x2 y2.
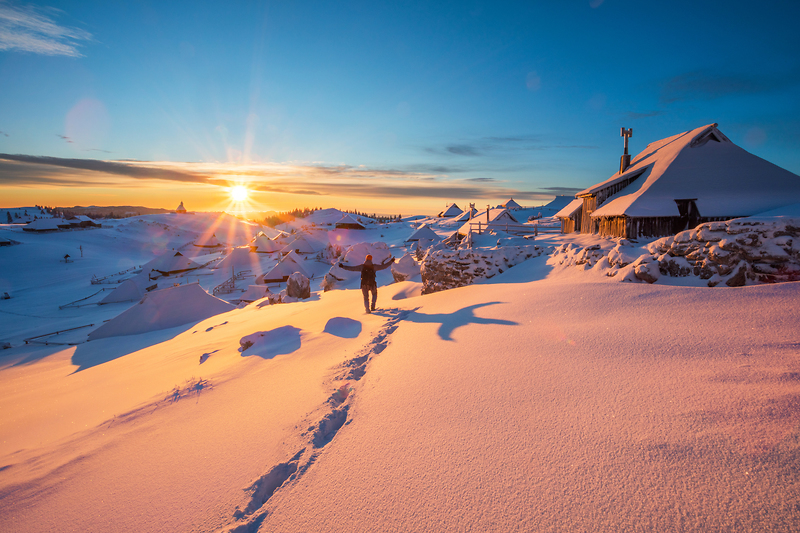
339 257 394 288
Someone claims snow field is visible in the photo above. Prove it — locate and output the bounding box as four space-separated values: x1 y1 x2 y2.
2 207 800 532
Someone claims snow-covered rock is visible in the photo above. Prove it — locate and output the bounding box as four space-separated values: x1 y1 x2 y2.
391 252 420 282
286 272 311 299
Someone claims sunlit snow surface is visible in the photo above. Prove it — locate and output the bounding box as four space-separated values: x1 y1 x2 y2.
1 210 799 532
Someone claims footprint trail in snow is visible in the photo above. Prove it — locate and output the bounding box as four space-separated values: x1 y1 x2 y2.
219 308 411 533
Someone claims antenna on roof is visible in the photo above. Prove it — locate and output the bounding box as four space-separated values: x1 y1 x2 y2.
620 127 633 173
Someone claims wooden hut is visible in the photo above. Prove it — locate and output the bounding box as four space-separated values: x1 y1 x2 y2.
563 123 800 239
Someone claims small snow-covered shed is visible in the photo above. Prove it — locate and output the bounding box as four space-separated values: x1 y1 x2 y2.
193 232 223 248
88 283 233 340
500 198 522 210
175 201 187 214
99 279 144 304
453 207 479 222
571 123 800 239
231 285 272 304
438 203 462 217
280 234 319 254
456 208 523 236
23 218 63 232
334 214 365 230
145 251 203 277
250 234 283 253
258 253 309 283
406 224 441 242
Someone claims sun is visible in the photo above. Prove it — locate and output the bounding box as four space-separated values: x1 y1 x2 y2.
230 185 249 202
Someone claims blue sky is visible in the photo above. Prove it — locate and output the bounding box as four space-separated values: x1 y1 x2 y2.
1 0 799 214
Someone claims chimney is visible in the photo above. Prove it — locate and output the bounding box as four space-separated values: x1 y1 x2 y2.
620 127 633 173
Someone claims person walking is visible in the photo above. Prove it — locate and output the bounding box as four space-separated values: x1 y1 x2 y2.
339 254 395 313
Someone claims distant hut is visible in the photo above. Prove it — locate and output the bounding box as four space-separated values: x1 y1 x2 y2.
193 232 223 249
438 203 462 217
567 123 800 239
453 207 479 222
334 214 366 230
175 201 187 214
500 198 522 210
250 234 283 253
280 235 318 254
23 218 63 232
457 208 523 236
406 224 441 242
144 251 203 277
258 253 309 283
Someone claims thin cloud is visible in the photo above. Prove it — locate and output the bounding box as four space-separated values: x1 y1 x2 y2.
660 68 800 104
0 1 92 57
0 153 557 202
0 130 8 137
446 144 481 156
424 135 599 157
0 154 213 184
56 134 73 143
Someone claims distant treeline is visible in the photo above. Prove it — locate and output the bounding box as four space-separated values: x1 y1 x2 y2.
261 207 402 227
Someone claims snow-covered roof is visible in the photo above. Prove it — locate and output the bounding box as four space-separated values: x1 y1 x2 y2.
501 198 522 209
193 232 222 248
280 235 319 254
457 209 520 235
555 199 583 218
251 234 282 253
438 203 462 217
23 218 64 231
175 201 186 212
406 224 441 242
145 251 203 276
334 214 365 229
259 253 309 283
582 123 800 218
215 246 265 273
99 278 144 304
232 284 272 304
88 283 233 340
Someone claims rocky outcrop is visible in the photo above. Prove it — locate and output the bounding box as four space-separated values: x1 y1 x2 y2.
286 272 310 299
421 246 541 294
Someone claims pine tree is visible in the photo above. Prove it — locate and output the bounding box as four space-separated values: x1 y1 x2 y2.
6 211 12 223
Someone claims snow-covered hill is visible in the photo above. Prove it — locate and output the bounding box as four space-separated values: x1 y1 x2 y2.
1 210 799 532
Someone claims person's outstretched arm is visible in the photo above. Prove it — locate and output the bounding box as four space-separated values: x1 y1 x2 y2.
374 257 395 271
338 262 363 272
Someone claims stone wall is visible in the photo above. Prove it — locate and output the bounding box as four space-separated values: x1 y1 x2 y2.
420 246 541 294
647 218 800 286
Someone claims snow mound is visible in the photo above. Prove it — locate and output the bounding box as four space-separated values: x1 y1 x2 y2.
88 283 234 340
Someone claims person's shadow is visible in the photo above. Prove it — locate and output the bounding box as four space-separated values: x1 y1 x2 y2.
378 302 517 341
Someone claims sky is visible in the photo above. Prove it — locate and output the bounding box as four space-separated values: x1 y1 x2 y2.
1 0 799 216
